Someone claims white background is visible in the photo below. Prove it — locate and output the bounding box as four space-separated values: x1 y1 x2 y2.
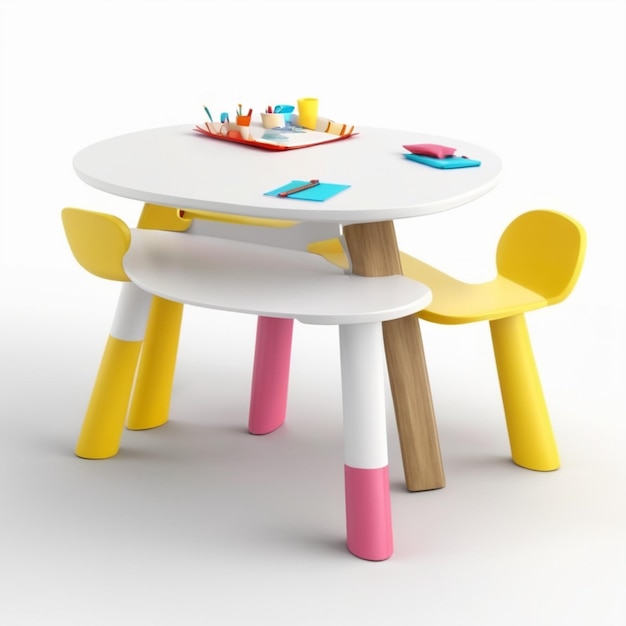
1 1 625 624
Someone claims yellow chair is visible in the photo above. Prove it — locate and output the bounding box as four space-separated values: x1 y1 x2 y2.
309 209 587 471
62 205 194 456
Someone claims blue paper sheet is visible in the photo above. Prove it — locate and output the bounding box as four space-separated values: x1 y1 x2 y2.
404 153 481 169
264 180 351 202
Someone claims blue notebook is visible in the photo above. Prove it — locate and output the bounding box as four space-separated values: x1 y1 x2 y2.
404 153 481 169
265 180 351 202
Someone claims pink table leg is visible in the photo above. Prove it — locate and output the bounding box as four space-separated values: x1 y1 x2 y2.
248 316 294 435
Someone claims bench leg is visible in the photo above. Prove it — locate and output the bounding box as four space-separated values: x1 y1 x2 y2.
339 323 393 561
248 317 294 435
490 314 560 471
126 297 184 430
75 283 152 459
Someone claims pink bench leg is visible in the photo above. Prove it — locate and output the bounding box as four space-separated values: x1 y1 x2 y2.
339 322 393 561
248 316 294 435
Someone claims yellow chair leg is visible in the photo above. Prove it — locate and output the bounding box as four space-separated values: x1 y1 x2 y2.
490 315 560 471
126 297 184 430
75 336 142 459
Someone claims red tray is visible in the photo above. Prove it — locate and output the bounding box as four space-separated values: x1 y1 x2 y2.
193 124 358 151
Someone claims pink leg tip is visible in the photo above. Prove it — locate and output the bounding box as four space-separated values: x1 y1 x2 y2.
344 465 393 561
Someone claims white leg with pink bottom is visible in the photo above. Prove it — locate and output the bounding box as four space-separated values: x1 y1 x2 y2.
339 322 393 561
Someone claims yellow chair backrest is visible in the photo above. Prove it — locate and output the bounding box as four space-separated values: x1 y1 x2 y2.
61 208 131 281
496 210 586 305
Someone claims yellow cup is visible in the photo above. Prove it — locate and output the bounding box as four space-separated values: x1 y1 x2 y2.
297 97 318 130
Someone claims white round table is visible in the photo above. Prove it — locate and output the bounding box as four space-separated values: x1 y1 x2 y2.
73 123 503 491
73 124 501 222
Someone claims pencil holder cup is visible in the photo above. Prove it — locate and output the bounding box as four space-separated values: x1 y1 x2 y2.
236 114 252 127
260 113 284 129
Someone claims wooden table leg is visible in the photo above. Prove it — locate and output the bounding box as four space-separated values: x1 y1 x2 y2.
343 221 445 491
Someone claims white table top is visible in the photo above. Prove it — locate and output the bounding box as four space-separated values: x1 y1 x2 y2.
73 124 502 224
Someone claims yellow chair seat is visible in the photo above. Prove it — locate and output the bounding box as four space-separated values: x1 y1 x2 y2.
398 253 547 324
308 241 554 325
